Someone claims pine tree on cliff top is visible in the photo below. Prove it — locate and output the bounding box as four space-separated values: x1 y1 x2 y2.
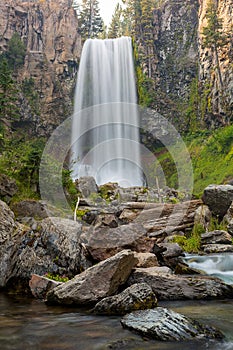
108 3 123 38
78 0 104 40
202 0 229 89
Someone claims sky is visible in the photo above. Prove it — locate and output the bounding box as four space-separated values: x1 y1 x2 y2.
98 0 120 25
75 0 121 26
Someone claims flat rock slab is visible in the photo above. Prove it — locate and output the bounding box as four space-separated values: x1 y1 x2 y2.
46 249 137 306
93 283 157 315
121 308 224 341
203 244 233 254
201 230 232 245
127 268 233 300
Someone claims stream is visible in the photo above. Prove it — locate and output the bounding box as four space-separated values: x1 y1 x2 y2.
1 253 233 350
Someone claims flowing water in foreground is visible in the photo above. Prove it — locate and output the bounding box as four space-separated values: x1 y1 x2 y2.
0 293 233 350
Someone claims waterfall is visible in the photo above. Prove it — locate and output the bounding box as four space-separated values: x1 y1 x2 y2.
184 253 233 285
70 36 143 187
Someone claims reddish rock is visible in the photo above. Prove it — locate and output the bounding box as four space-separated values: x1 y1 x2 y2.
29 274 61 299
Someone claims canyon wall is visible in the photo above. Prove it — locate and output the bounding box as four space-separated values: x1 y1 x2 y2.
0 0 81 135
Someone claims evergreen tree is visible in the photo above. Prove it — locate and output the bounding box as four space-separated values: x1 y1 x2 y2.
0 58 19 129
122 0 142 37
108 3 123 39
141 0 155 78
5 33 26 71
202 0 229 89
78 0 104 40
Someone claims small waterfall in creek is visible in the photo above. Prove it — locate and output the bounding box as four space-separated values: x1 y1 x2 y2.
70 36 143 187
184 253 233 285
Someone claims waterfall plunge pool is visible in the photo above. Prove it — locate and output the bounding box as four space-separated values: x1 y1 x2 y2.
0 293 233 350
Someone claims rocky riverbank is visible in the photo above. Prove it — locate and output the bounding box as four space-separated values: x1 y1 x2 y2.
1 176 233 342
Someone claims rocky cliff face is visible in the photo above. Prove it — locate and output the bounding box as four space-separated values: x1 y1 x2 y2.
0 0 81 135
198 0 233 125
137 0 199 128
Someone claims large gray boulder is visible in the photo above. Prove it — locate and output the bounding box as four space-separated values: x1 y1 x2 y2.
0 174 17 203
11 199 48 219
3 217 91 292
75 176 98 198
202 184 233 218
93 283 157 315
121 308 224 341
83 223 151 262
46 249 137 306
127 267 233 300
0 200 19 287
201 230 233 245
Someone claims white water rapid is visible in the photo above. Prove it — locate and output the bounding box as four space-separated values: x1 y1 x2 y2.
70 36 143 187
184 253 233 285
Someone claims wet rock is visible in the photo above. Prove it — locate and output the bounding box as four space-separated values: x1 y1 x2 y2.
11 200 48 219
134 252 159 268
202 244 233 254
121 308 224 341
83 223 153 262
0 174 17 203
158 243 184 258
201 230 232 245
93 283 157 315
75 176 98 198
46 249 137 306
127 268 233 300
202 185 233 218
29 274 61 299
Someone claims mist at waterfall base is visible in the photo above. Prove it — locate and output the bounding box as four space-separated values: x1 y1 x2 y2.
70 37 144 187
184 253 233 285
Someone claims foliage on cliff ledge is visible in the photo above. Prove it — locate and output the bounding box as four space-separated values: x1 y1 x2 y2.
155 125 233 197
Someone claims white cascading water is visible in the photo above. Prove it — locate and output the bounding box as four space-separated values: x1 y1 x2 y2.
184 253 233 285
70 36 143 187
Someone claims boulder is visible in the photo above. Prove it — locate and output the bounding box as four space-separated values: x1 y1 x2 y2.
127 268 233 300
202 184 233 218
134 200 202 237
93 283 157 315
0 174 17 203
202 244 233 254
83 223 153 262
3 217 92 292
93 213 118 228
228 219 233 235
134 252 159 268
158 243 184 258
121 308 224 341
0 200 19 287
201 230 233 245
46 249 137 306
29 274 61 299
75 176 98 198
194 204 211 230
223 201 233 224
11 200 48 219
